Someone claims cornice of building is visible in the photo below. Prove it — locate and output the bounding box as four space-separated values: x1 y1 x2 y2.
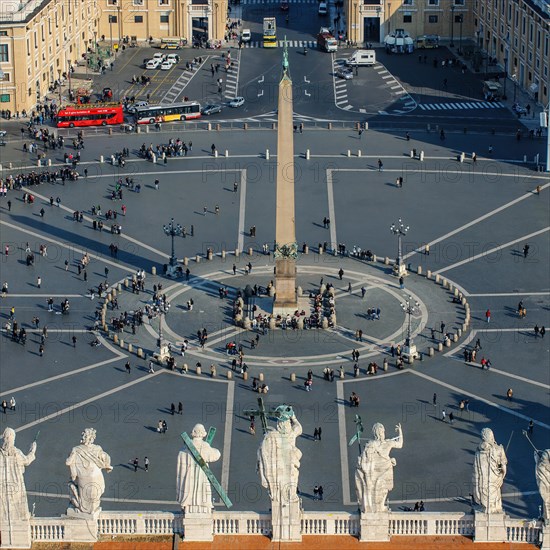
0 0 54 24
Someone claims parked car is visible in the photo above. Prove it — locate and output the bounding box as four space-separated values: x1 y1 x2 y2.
228 96 245 108
0 131 7 138
160 60 175 70
126 101 149 114
153 53 166 61
146 59 161 70
336 67 353 79
241 29 251 42
166 53 180 64
318 2 327 14
201 104 223 115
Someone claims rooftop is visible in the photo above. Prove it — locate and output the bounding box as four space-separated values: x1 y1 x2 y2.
0 0 48 23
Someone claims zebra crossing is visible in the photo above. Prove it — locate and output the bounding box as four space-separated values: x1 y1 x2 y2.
224 55 241 100
419 101 505 111
161 58 208 104
242 40 318 49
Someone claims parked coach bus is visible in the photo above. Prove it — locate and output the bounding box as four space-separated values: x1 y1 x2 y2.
134 101 201 124
56 104 124 128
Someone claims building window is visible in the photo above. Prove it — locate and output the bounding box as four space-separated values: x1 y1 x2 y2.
403 0 413 4
529 23 533 42
135 15 143 22
0 31 7 36
403 14 412 22
133 0 144 4
0 44 8 62
428 0 438 5
1 72 9 81
0 94 10 103
515 10 518 27
159 0 169 4
108 15 118 23
160 14 169 23
455 14 462 22
428 15 438 22
107 0 117 5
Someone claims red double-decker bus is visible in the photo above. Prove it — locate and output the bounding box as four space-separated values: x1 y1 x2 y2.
56 103 124 128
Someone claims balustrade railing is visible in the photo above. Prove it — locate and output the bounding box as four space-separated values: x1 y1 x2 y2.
26 510 542 543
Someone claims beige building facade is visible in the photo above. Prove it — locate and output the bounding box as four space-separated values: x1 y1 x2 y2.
96 0 227 48
345 0 474 50
473 0 549 105
0 0 99 113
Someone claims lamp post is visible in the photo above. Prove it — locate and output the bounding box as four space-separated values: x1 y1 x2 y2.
503 57 508 100
458 14 463 55
109 15 114 53
390 218 409 277
512 72 518 104
450 4 455 48
400 294 420 355
163 217 183 277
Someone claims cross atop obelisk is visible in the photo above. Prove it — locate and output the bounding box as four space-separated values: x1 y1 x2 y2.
273 38 298 314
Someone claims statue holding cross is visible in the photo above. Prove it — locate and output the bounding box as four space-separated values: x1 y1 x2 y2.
177 423 229 515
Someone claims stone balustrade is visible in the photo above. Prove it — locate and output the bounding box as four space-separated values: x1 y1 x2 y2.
25 510 543 545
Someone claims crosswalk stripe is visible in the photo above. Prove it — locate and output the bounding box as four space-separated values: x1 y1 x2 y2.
417 101 508 111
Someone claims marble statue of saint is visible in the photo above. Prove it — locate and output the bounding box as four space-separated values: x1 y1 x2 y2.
0 428 37 523
176 424 221 514
66 428 112 516
473 427 507 514
355 422 403 513
535 449 550 521
257 405 302 504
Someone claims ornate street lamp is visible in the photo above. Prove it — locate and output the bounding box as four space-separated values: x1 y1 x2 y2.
458 14 463 55
401 295 420 349
450 5 455 48
163 217 183 277
390 219 409 277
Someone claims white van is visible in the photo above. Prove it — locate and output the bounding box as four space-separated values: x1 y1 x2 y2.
345 49 376 66
318 2 327 15
241 29 251 42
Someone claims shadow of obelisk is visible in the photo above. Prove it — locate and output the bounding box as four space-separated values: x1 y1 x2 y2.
273 40 298 315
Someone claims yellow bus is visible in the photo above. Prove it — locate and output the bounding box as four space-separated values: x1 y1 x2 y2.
160 37 187 49
263 18 277 48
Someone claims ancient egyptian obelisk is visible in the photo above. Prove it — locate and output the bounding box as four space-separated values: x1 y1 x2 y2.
273 41 298 314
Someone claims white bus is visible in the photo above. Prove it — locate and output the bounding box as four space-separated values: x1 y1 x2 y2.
134 101 201 124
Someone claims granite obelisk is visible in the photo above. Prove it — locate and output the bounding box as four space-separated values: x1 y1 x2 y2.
273 41 298 314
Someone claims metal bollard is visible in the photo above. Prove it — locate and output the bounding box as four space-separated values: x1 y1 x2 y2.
225 150 229 158
426 270 432 279
195 255 201 263
184 257 189 266
259 373 264 382
417 266 422 275
290 373 296 382
420 151 425 161
248 247 253 256
357 150 361 157
196 366 202 376
347 150 351 157
266 149 270 160
152 266 157 275
214 150 218 158
138 348 143 358
119 339 124 349
128 343 133 353
100 155 104 163
305 149 310 160
227 370 233 380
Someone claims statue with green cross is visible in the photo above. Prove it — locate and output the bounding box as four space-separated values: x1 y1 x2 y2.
177 423 232 513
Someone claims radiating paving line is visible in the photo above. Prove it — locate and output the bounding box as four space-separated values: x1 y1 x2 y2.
403 183 550 261
410 370 550 430
434 227 550 274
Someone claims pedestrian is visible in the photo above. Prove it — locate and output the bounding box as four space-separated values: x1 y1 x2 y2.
125 361 131 374
249 419 255 435
72 335 77 347
528 419 534 435
7 200 11 211
488 144 493 155
535 324 540 337
64 259 69 271
541 326 546 338
162 420 167 433
148 360 155 373
523 244 530 258
39 344 44 357
37 276 41 288
9 396 15 411
1 400 7 414
441 409 446 422
506 388 513 401
318 485 324 500
361 286 366 298
485 309 491 323
133 457 139 472
433 393 437 406
170 403 175 415
318 427 322 440
399 276 404 289
358 128 363 139
313 485 319 499
178 402 183 415
348 282 352 293
314 427 319 440
144 457 149 472
449 412 454 424
155 179 159 190
338 268 344 280
377 159 383 171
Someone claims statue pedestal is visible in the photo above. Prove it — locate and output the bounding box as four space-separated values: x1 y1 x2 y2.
182 511 213 542
62 511 99 543
541 523 550 550
0 519 31 549
360 511 390 542
271 500 302 542
473 511 508 542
